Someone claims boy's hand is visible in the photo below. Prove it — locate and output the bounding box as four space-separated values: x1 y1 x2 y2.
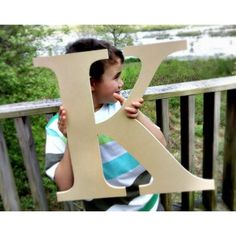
58 106 67 137
113 93 144 119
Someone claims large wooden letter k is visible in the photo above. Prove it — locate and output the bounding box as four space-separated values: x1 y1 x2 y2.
34 41 214 202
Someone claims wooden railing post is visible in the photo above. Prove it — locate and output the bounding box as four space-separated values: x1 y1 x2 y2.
202 92 221 210
14 116 48 210
0 126 21 210
180 95 195 210
222 89 236 210
156 99 172 211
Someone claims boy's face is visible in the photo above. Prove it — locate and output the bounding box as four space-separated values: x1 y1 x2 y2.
92 58 123 109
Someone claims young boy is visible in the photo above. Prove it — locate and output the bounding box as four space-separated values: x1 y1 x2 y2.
45 38 166 211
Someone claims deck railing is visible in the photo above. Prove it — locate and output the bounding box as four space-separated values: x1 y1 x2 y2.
0 75 236 211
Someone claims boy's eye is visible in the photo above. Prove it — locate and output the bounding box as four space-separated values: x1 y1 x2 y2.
114 72 121 80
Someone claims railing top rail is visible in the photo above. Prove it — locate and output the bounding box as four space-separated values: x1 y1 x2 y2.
142 75 236 101
0 99 61 119
1 76 236 119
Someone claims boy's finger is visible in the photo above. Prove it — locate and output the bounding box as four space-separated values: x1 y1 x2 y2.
127 113 139 119
131 101 143 108
124 107 138 114
113 93 125 105
59 105 64 113
139 98 144 104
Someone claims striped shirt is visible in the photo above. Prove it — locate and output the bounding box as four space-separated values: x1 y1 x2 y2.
45 102 160 211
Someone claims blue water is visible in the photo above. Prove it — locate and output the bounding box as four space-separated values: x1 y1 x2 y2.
41 25 236 60
135 25 236 59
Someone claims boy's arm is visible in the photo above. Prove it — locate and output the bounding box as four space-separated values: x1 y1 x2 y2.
136 111 167 147
54 144 74 191
50 106 74 191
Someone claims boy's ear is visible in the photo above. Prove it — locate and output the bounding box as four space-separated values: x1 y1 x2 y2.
90 78 96 91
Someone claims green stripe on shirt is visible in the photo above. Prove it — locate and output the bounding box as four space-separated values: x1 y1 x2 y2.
46 113 67 144
46 113 59 128
138 194 159 211
98 134 114 145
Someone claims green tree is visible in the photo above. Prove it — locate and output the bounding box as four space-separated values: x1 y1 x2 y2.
72 25 97 38
73 25 135 48
0 25 60 105
0 25 64 210
94 25 135 48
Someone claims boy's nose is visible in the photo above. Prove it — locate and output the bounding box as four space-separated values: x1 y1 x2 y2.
118 78 124 88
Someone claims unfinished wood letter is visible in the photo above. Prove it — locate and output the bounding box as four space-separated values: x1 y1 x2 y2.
34 41 214 202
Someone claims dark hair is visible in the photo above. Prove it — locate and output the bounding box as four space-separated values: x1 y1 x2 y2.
66 38 124 81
